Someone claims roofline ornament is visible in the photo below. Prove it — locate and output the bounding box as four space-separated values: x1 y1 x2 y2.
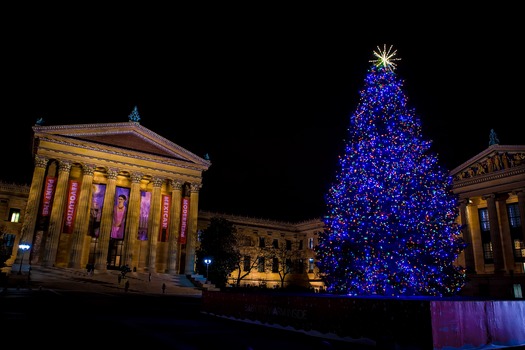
128 106 141 123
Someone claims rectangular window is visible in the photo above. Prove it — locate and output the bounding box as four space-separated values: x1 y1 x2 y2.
294 259 304 274
508 203 521 228
258 257 265 272
285 258 292 273
308 258 314 273
272 257 279 273
479 208 490 231
9 208 21 223
508 203 524 261
483 242 494 260
513 240 525 260
298 240 303 250
479 208 493 263
308 237 314 250
243 256 251 271
259 237 265 248
2 233 15 249
286 240 292 250
272 239 278 248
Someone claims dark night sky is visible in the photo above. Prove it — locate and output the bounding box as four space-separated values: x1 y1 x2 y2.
2 6 523 222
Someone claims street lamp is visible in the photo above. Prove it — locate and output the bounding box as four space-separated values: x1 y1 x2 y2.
17 243 31 275
204 258 212 282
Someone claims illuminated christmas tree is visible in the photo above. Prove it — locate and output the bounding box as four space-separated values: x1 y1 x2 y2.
316 45 466 297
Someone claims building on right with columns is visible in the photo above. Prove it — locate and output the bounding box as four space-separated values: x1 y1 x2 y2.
449 143 525 297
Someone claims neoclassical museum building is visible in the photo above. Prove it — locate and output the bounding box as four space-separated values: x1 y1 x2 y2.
3 112 210 276
1 113 525 298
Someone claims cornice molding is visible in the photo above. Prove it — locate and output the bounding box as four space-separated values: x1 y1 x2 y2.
198 210 324 231
36 138 207 177
0 181 30 194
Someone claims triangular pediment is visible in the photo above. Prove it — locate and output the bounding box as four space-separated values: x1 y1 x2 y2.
450 144 525 181
32 122 209 166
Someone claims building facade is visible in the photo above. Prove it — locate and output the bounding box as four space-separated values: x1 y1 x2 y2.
6 118 210 275
0 182 29 270
450 144 525 297
197 211 325 291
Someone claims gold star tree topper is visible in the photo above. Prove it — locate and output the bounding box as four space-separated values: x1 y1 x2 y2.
369 44 401 71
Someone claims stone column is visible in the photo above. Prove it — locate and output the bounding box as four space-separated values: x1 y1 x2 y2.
94 168 118 271
41 160 72 267
17 155 48 266
147 177 163 272
184 182 201 275
484 194 505 274
497 194 514 274
167 179 183 273
122 172 142 267
19 155 49 244
459 199 476 274
68 164 95 268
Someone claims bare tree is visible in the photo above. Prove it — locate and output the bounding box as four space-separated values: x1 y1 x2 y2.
230 234 273 287
268 239 307 289
228 234 309 290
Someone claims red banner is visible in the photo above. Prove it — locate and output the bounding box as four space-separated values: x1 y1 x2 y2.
179 197 189 244
159 194 171 242
41 176 57 217
63 180 80 234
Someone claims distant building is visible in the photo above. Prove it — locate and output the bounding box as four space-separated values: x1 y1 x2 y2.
0 182 29 272
197 211 324 291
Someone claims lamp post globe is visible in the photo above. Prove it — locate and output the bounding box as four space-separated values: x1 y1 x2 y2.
17 243 31 275
204 258 212 282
